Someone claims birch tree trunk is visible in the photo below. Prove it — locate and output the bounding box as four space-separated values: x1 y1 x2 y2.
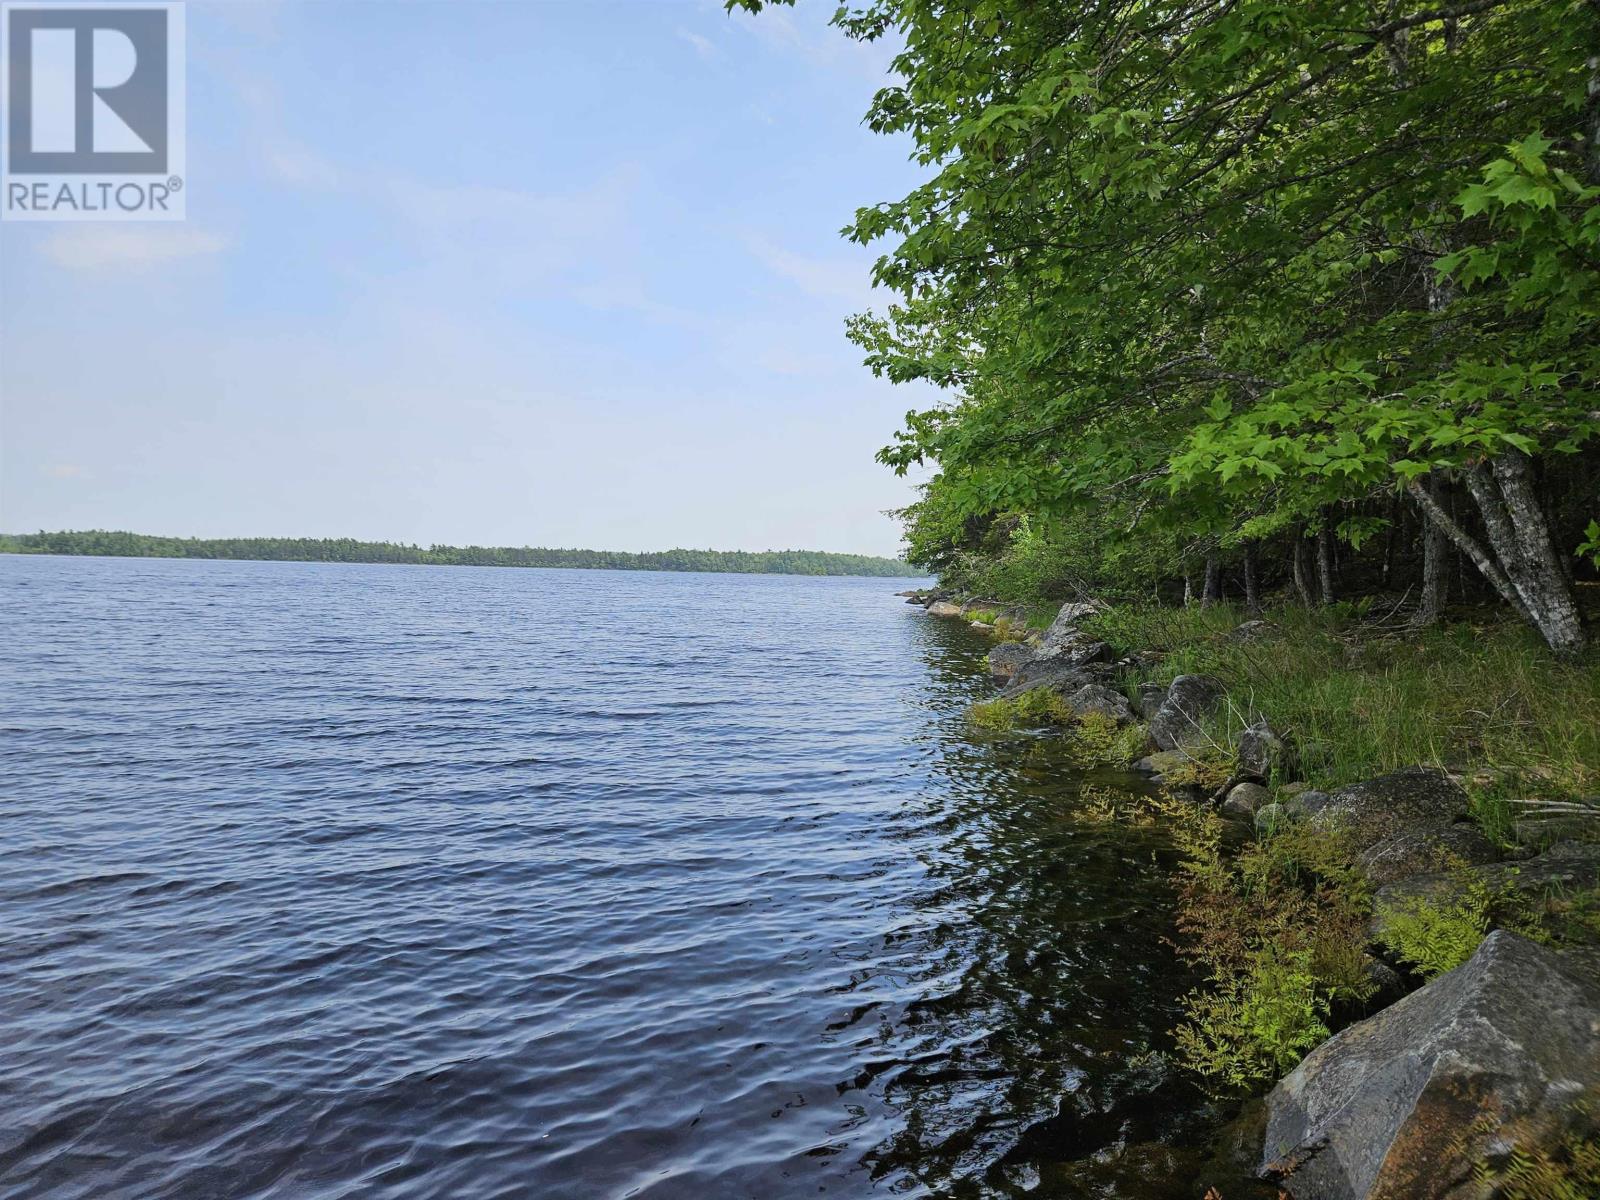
1414 474 1448 627
1292 536 1313 608
1316 528 1336 605
1409 460 1586 657
1201 555 1222 607
1488 451 1587 657
1243 541 1261 616
1408 477 1528 618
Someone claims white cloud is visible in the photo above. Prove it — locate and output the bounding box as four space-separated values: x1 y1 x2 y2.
727 6 898 81
742 232 875 307
38 227 229 271
677 28 717 60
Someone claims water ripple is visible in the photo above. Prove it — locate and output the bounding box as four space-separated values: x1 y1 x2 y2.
0 556 1213 1198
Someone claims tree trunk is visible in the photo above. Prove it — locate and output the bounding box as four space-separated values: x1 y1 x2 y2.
1408 477 1529 619
1202 555 1222 607
1183 571 1194 607
1489 451 1587 657
1243 541 1261 615
1410 459 1587 657
1316 527 1336 605
1587 15 1600 186
1381 495 1401 585
1292 536 1313 607
1414 474 1448 627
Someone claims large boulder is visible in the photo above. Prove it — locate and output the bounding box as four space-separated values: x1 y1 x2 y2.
1040 599 1104 652
927 600 964 618
1283 789 1331 822
1356 823 1499 886
1148 675 1226 752
987 642 1038 680
1260 931 1600 1200
999 660 1098 701
1064 683 1137 727
1063 639 1115 668
1305 767 1470 852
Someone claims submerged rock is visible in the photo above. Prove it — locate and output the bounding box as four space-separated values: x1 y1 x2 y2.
1148 674 1226 752
1260 931 1600 1200
1304 767 1469 852
1133 748 1196 782
987 641 1038 680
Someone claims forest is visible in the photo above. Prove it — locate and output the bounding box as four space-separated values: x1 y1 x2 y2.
0 530 922 578
737 0 1600 654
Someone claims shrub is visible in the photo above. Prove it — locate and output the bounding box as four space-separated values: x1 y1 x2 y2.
1163 803 1373 1093
1161 749 1237 794
1378 883 1494 978
966 687 1075 730
1544 885 1600 946
1470 1101 1600 1200
1064 711 1149 767
1175 946 1330 1091
1491 1137 1600 1200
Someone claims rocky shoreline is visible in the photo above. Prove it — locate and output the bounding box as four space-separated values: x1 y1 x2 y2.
908 588 1600 1199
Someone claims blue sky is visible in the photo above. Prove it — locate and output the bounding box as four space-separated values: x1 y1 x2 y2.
0 0 932 557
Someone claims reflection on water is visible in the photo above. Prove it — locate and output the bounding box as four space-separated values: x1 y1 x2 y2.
857 623 1219 1197
2 556 1227 1199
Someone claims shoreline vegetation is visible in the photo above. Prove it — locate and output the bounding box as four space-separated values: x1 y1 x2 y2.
915 590 1600 1197
727 0 1600 1191
0 530 922 579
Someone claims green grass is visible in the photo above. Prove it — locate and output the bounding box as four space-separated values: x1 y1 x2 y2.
965 693 1146 765
1022 604 1058 631
1082 602 1600 803
968 688 1076 730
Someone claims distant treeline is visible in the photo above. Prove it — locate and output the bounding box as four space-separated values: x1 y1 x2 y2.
0 530 921 578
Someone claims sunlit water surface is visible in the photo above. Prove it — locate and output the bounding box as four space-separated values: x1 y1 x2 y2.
2 556 1220 1199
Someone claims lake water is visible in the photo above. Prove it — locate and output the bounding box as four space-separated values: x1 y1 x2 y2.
0 555 1213 1199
